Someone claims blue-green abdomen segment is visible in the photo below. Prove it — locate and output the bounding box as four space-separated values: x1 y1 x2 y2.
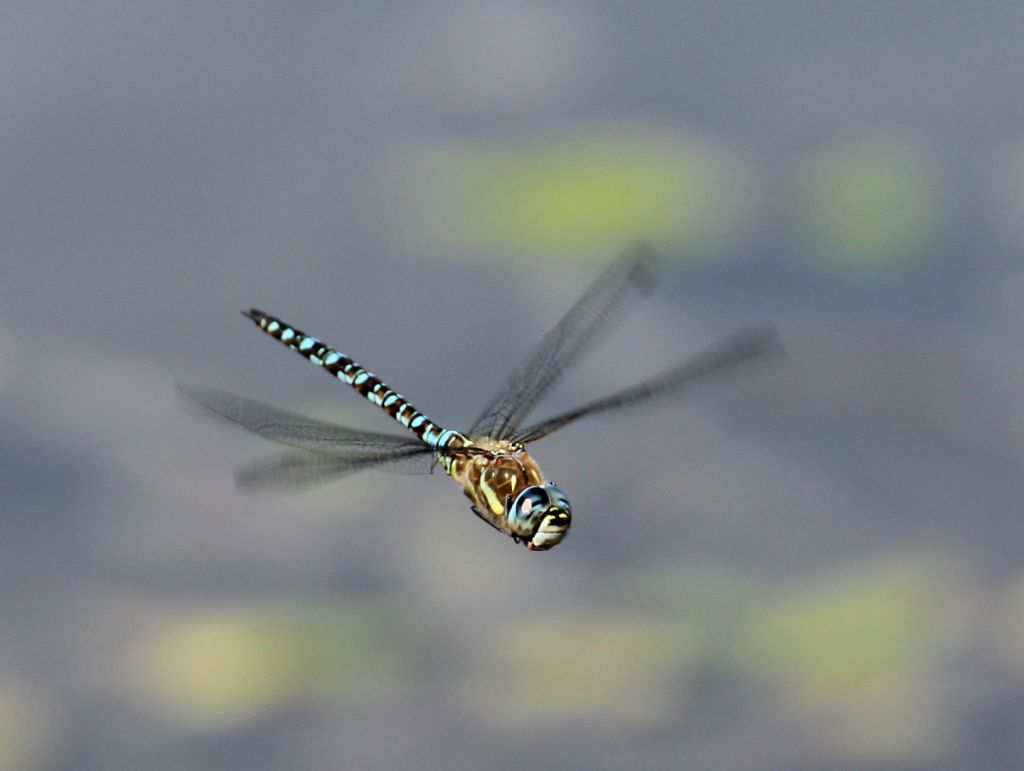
244 309 464 450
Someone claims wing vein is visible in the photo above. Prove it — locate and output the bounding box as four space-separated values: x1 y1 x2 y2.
468 240 658 440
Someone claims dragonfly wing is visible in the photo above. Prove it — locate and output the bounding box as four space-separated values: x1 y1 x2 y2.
177 383 426 457
236 446 437 491
511 325 783 444
468 240 658 440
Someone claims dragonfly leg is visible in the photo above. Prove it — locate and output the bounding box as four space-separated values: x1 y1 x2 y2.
470 505 505 534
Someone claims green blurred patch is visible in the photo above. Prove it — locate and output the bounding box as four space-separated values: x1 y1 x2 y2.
465 613 701 729
726 553 968 761
131 603 411 731
0 684 55 771
396 125 750 263
794 136 947 281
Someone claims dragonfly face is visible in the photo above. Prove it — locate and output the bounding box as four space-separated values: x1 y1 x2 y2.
507 483 572 551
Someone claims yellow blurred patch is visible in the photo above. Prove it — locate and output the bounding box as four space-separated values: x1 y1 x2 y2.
727 553 970 761
130 603 409 731
0 684 57 771
465 614 699 729
392 124 751 263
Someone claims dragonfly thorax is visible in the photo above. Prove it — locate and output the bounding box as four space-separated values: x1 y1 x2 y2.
447 438 572 550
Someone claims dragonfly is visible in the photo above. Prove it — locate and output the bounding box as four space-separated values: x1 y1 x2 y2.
179 241 781 551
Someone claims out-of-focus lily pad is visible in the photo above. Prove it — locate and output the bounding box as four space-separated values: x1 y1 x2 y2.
464 614 699 729
727 553 969 761
0 684 56 771
130 603 411 731
392 124 752 263
793 136 947 282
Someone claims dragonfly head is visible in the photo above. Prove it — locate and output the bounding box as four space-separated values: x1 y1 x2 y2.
508 483 572 551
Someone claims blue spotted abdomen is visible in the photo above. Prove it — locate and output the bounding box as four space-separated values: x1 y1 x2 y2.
244 309 466 450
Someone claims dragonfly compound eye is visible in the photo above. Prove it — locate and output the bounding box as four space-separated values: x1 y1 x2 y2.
509 484 572 551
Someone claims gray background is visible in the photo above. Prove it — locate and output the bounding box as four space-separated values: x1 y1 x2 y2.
4 3 1024 769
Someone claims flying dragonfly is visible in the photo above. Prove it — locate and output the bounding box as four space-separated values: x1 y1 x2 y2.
179 241 781 551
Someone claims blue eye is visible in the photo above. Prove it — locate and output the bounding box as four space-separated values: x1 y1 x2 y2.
509 486 550 526
506 484 572 552
545 484 571 514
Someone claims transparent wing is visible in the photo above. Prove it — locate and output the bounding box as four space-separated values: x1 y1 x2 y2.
511 326 783 444
468 240 658 441
236 447 437 491
177 383 428 458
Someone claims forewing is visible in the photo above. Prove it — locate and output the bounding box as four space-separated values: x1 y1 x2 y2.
511 326 783 444
468 240 658 440
177 383 427 458
235 446 436 491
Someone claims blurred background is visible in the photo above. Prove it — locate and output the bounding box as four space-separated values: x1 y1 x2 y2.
3 2 1024 769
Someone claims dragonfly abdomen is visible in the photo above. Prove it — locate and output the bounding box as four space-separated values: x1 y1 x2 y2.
244 309 465 449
